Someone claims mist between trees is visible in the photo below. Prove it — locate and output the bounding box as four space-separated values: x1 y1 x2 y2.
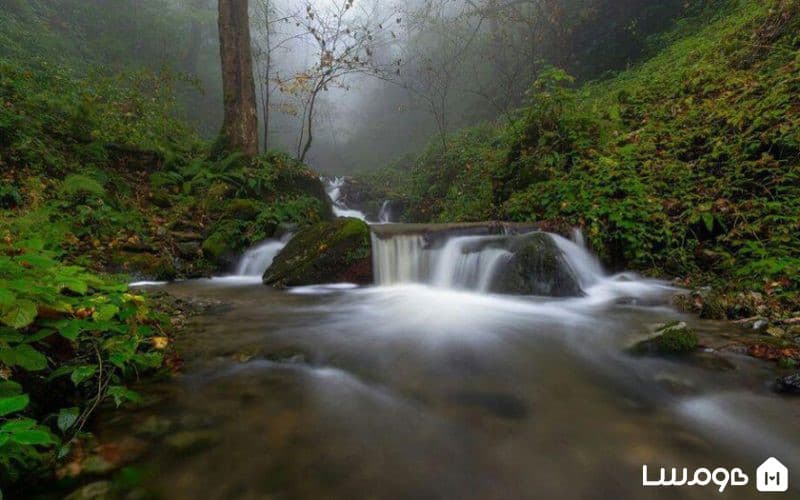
4 0 698 173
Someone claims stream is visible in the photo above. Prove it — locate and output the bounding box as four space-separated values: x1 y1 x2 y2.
104 188 800 499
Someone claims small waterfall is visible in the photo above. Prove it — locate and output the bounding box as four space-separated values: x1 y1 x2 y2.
431 237 512 291
378 201 393 223
571 227 586 249
371 233 511 292
324 177 367 221
371 233 429 284
235 235 291 276
549 233 604 289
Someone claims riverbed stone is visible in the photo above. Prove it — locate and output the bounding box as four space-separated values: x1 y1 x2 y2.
491 232 583 296
775 372 800 395
631 321 699 355
263 217 372 287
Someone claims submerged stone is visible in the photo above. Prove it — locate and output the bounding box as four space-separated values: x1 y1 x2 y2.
165 430 220 454
263 217 372 287
775 372 800 395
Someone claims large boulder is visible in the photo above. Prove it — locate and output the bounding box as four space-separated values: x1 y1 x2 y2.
491 232 583 296
264 218 372 287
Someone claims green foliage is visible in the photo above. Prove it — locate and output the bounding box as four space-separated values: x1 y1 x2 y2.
0 237 170 486
0 56 329 280
60 174 106 202
376 0 800 309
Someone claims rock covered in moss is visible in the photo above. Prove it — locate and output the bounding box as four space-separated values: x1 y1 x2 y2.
201 221 241 270
109 251 177 281
631 321 699 355
263 218 372 287
492 232 583 297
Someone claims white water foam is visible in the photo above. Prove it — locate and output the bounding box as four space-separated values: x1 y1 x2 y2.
325 177 367 221
235 234 292 276
371 229 673 304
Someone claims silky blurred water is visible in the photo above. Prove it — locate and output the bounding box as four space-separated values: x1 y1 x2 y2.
100 278 800 499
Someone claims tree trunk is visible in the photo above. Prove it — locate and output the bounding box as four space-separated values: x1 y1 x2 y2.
218 0 258 156
263 4 272 151
298 89 318 163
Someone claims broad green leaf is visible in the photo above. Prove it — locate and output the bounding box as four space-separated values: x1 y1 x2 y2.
0 289 15 307
57 407 80 432
24 328 55 343
18 254 56 269
1 418 36 432
93 304 119 322
47 365 76 381
58 278 88 295
0 381 22 397
10 429 55 446
0 394 29 417
70 365 97 386
0 344 48 371
1 299 38 329
0 329 23 343
46 301 74 314
57 320 83 341
107 386 142 408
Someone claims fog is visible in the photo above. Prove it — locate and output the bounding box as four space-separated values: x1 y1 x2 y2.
23 0 688 174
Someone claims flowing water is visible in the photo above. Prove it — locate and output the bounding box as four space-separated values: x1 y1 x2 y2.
235 234 292 277
107 225 800 499
324 177 368 221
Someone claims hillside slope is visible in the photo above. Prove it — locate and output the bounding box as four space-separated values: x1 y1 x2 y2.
0 50 328 491
371 0 800 316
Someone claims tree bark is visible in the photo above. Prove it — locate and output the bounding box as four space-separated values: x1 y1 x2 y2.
298 87 318 163
218 0 258 156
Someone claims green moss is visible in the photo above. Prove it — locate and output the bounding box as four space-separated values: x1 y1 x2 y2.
60 174 106 200
201 228 236 262
372 0 800 312
654 326 699 353
224 199 263 220
631 321 699 355
112 252 177 281
264 218 372 287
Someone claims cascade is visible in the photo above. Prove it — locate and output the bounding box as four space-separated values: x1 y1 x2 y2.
371 228 611 295
324 177 367 221
235 235 292 276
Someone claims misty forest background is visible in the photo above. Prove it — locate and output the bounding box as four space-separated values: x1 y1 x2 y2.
2 0 709 171
0 0 799 493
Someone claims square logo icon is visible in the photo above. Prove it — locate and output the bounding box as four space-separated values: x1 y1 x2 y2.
757 457 789 492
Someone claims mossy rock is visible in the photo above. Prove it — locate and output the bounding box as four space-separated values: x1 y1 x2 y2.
223 198 263 220
631 321 699 355
110 251 177 281
492 232 583 296
263 218 372 287
201 221 242 270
